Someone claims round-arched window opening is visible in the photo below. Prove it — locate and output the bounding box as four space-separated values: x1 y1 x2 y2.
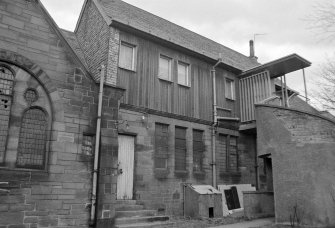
24 88 38 104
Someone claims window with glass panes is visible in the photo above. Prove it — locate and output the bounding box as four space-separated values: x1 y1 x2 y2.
177 62 189 86
159 55 172 81
119 42 136 71
225 78 235 100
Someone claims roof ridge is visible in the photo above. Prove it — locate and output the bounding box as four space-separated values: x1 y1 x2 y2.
100 0 254 61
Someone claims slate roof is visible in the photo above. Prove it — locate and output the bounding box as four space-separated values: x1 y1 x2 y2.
97 0 260 71
60 29 89 70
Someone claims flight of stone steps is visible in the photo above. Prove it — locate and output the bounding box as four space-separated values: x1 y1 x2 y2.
114 200 174 228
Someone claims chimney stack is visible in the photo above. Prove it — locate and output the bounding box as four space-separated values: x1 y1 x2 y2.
249 40 258 61
249 40 255 58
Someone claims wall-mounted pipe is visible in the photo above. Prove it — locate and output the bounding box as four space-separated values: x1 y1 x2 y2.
302 68 308 103
90 65 105 225
211 58 222 188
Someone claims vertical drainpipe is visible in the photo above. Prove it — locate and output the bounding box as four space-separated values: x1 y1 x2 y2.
302 68 308 102
284 74 289 107
90 65 105 225
281 76 285 107
211 58 222 188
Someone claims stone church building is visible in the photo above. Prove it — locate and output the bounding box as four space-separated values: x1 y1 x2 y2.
1 0 334 227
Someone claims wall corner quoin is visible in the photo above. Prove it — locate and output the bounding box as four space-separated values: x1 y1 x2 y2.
106 27 121 86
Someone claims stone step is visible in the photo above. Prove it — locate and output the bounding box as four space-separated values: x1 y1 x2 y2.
115 200 137 205
116 210 156 218
115 215 169 225
115 204 144 211
115 221 174 228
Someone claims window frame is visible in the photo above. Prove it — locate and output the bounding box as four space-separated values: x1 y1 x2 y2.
174 126 187 172
16 107 49 170
0 64 15 165
154 123 169 169
0 63 52 172
218 134 239 173
177 61 190 87
225 78 235 100
118 41 137 71
192 129 205 172
158 54 173 82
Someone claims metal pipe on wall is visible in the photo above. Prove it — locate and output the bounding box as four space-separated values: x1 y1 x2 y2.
281 76 284 107
284 74 289 107
302 68 308 103
90 65 105 225
211 58 222 188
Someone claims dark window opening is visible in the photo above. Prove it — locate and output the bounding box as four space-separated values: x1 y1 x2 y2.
16 108 48 169
193 129 204 172
155 123 169 169
209 207 214 218
175 126 187 171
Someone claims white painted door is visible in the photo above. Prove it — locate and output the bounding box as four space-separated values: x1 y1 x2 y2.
117 135 135 200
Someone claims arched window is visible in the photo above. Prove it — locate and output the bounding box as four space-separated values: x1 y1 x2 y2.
16 108 48 169
0 65 14 163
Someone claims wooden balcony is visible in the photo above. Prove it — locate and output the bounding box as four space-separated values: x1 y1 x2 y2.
238 54 311 127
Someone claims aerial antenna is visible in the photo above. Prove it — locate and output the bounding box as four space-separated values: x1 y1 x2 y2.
253 33 267 43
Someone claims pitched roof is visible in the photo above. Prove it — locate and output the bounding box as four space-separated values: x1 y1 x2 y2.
36 0 92 79
96 0 259 71
60 29 89 70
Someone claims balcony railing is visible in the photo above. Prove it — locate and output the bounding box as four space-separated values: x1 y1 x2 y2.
239 71 272 122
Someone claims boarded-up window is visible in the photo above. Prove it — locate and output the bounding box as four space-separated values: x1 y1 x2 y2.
0 66 14 163
193 129 204 172
217 134 239 172
155 123 169 169
217 134 227 173
228 136 238 171
119 42 136 71
159 55 172 81
175 126 187 171
16 108 48 169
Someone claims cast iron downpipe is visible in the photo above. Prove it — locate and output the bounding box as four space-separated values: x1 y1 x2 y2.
90 65 105 225
211 58 222 188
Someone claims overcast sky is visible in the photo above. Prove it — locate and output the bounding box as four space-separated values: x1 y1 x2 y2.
40 0 334 109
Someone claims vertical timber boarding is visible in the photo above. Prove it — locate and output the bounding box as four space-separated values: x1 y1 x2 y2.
117 135 135 200
239 71 271 122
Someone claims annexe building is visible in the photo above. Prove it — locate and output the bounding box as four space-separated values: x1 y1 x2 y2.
1 0 328 227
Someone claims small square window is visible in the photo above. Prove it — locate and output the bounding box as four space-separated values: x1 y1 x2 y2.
225 78 235 100
119 42 136 71
159 55 172 81
177 62 190 86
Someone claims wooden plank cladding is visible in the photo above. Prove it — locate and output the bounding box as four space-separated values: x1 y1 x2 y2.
239 71 271 122
117 31 236 122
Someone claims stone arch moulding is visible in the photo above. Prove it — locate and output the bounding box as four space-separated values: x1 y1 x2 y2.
0 49 64 122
